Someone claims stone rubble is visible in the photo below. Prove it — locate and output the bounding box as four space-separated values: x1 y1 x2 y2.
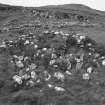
0 30 105 92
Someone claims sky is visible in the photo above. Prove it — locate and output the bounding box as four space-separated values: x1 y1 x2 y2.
0 0 105 11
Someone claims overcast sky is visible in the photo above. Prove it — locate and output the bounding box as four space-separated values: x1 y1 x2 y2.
0 0 105 11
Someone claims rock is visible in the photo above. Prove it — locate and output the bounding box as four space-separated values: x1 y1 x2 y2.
22 74 30 80
54 86 65 92
16 61 24 68
18 56 24 61
29 63 37 70
26 80 35 87
87 67 93 73
31 71 37 80
102 60 105 66
65 70 72 75
0 44 6 48
49 59 56 65
82 73 90 80
24 40 30 45
54 72 65 82
13 75 22 84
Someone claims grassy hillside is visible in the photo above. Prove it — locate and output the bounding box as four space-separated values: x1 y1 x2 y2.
0 3 105 105
0 3 104 43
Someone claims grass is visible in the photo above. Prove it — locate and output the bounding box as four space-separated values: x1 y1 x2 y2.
0 3 105 105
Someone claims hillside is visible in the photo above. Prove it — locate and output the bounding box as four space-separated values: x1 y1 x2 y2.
43 4 105 16
0 3 105 105
0 3 104 43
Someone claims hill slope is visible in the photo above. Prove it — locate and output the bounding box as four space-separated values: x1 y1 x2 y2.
0 3 105 105
0 3 104 43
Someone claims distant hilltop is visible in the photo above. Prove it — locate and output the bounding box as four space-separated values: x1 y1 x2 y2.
0 3 104 17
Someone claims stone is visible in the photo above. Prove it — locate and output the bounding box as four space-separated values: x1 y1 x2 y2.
34 44 38 49
13 75 22 84
42 48 47 51
65 71 72 75
54 86 65 91
0 44 6 48
16 61 24 68
22 74 30 80
29 63 37 70
82 73 90 80
87 67 93 73
24 40 30 44
49 59 56 65
31 71 37 80
102 60 105 66
54 72 65 82
18 56 24 61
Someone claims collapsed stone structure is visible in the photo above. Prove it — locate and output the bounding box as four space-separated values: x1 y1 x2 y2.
0 30 105 93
